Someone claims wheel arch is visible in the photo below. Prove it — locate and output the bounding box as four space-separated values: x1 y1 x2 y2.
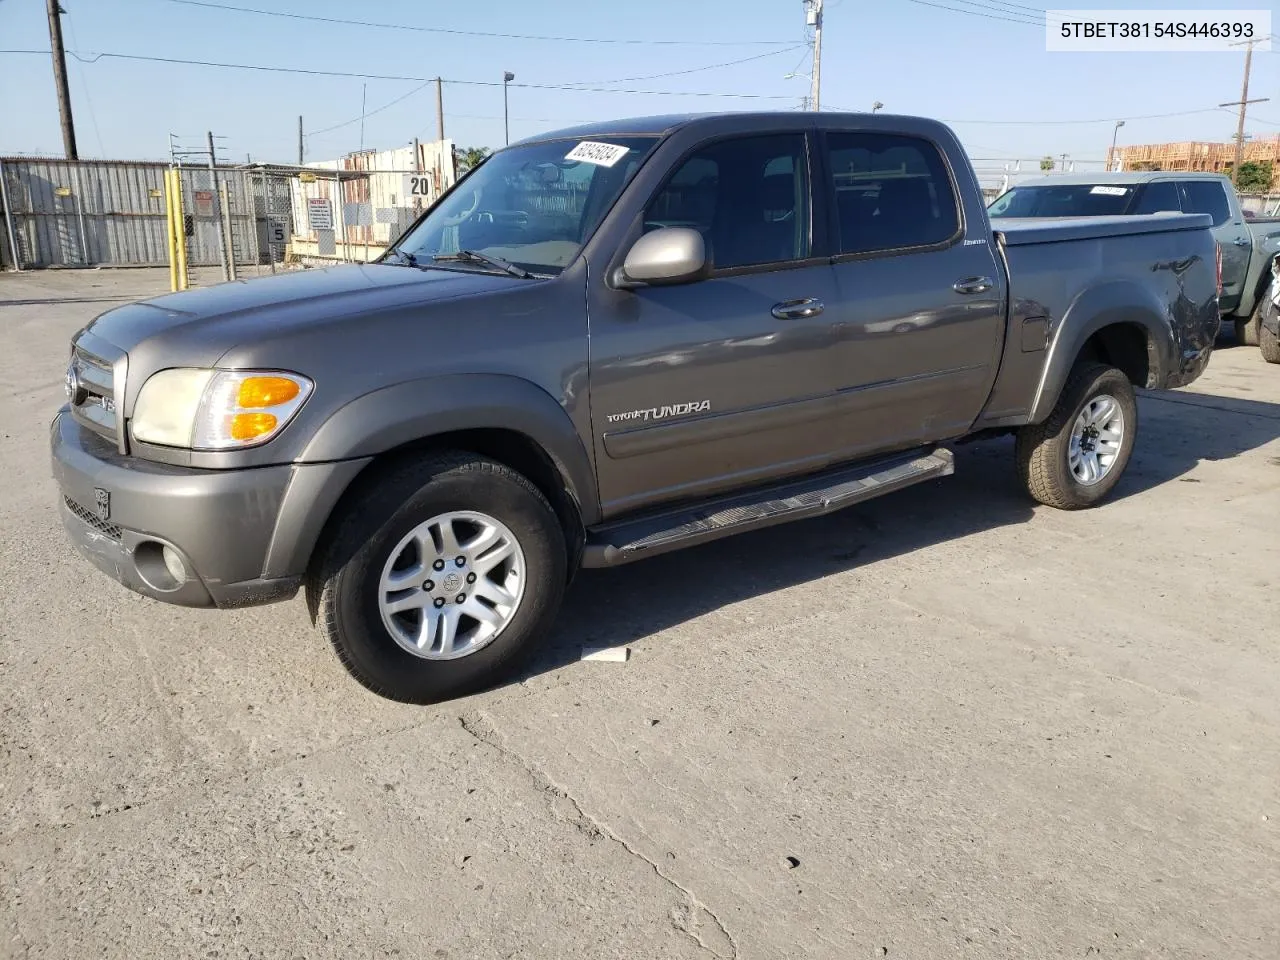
1028 282 1175 423
267 375 596 589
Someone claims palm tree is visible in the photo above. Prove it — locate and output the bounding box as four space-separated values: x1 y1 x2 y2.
456 146 491 174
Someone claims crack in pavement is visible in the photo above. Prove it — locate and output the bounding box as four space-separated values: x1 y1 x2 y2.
457 710 738 960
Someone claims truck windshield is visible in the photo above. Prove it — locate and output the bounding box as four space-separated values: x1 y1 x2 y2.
988 184 1135 218
389 136 659 276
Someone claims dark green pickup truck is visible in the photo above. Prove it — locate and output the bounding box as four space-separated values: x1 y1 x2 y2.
989 171 1280 345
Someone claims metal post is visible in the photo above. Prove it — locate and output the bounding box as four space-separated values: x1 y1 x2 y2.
334 166 347 262
1108 120 1125 172
219 181 237 281
207 131 231 282
262 169 276 275
0 159 24 271
241 168 259 273
73 163 90 265
46 0 78 160
503 72 515 145
298 116 304 166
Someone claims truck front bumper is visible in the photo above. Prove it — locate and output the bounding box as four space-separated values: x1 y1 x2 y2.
50 409 365 609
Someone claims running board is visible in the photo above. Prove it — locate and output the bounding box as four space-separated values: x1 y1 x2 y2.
582 446 955 568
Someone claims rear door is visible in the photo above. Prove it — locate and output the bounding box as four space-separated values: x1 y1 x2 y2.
819 130 1007 458
586 131 843 516
1179 179 1249 311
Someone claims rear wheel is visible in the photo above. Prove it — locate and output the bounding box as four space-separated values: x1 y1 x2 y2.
1015 362 1138 510
1236 281 1271 347
1261 323 1280 364
309 453 567 704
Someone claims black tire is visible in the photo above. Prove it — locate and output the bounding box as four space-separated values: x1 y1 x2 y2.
308 452 567 704
1236 281 1272 347
1261 323 1280 364
1235 316 1260 347
1015 362 1138 510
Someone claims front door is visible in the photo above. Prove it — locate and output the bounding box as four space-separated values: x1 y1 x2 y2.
586 131 842 517
819 129 1007 458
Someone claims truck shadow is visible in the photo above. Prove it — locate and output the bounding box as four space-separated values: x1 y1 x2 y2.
513 388 1280 685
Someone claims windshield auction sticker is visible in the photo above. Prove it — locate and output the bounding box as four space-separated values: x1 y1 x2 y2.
565 141 631 167
1047 10 1271 51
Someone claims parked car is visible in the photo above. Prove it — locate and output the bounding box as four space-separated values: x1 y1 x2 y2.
51 112 1221 703
988 172 1280 346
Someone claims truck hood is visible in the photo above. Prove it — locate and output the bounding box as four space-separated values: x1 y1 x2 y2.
79 263 528 357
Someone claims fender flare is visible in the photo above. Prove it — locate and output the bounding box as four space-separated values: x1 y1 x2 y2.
1028 280 1176 424
299 373 600 523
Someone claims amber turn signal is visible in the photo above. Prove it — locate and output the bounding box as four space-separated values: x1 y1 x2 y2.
230 412 279 440
238 376 301 408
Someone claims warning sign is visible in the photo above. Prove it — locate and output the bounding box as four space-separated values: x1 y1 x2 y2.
193 190 214 217
307 198 333 230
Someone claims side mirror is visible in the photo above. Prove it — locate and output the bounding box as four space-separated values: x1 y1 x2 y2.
615 227 709 288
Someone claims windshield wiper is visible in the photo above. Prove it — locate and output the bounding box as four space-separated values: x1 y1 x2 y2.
383 247 418 267
432 249 532 279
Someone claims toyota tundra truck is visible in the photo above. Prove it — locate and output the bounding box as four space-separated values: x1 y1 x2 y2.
50 112 1221 703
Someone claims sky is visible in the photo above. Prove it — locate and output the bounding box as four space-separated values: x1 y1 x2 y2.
1 0 1278 172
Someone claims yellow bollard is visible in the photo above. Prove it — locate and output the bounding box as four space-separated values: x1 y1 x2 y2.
164 169 179 292
172 170 189 291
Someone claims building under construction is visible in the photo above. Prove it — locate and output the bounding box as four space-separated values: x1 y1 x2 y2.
1110 136 1280 189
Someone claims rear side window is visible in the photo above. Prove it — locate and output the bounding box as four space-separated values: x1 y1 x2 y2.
646 133 811 270
1132 181 1181 215
824 132 959 255
1178 181 1232 226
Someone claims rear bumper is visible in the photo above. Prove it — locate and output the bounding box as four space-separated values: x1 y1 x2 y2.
50 409 364 609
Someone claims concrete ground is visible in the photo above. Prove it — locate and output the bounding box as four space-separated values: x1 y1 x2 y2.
2 267 1278 960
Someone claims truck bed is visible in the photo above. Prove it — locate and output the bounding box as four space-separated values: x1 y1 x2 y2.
992 212 1214 246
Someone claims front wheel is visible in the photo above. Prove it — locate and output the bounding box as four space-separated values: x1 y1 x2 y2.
1015 363 1138 510
309 453 567 704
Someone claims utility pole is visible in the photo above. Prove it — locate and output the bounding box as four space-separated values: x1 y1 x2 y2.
1220 39 1269 188
805 0 823 112
297 116 304 165
207 130 231 282
45 0 78 159
435 77 445 142
359 83 367 153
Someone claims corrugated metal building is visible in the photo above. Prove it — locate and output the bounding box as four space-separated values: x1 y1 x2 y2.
0 156 261 270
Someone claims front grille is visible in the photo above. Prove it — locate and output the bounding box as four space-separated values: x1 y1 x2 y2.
68 346 119 446
64 497 123 541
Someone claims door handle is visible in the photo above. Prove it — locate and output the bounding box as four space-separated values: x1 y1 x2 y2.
953 276 993 295
771 298 824 320
1233 237 1250 246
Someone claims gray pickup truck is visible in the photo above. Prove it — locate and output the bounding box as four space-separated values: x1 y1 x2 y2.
51 112 1220 703
988 171 1280 345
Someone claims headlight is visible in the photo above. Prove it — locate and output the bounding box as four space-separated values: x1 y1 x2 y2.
131 368 313 450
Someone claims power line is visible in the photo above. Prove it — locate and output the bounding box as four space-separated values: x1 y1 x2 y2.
563 44 807 85
901 0 1047 26
0 48 803 99
306 80 435 137
306 44 807 138
164 0 794 46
